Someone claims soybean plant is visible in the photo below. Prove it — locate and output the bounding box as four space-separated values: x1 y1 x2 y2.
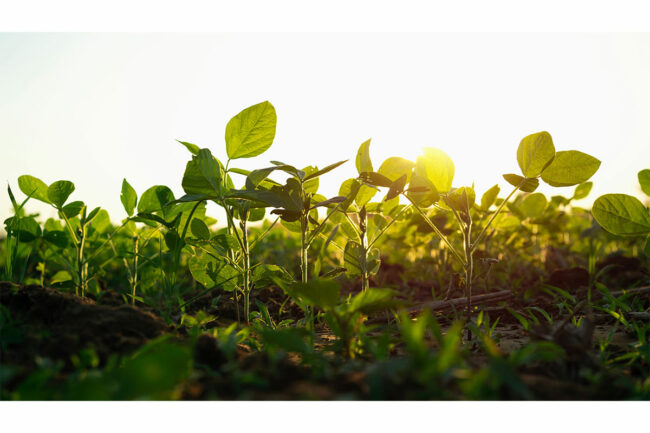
361 131 601 338
16 175 103 296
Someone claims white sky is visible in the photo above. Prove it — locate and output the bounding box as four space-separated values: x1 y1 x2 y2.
1 33 650 230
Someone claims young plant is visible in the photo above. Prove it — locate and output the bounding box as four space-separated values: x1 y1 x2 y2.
16 176 103 296
360 131 600 339
177 101 282 324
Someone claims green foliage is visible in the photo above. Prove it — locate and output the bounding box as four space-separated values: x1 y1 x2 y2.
225 101 277 159
18 175 50 204
592 193 650 236
639 169 650 196
47 181 75 208
517 131 555 178
120 179 138 217
540 150 601 187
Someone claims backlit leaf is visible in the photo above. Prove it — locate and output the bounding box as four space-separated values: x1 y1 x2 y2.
355 138 373 174
520 193 547 219
592 193 650 236
47 180 75 209
120 179 137 217
480 184 500 211
517 131 555 178
541 150 600 187
225 101 277 159
503 174 539 193
377 157 415 183
572 182 593 200
416 147 454 193
638 169 650 196
18 175 50 204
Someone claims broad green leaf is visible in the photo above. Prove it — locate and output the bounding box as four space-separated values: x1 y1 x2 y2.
377 157 415 183
638 169 650 196
384 174 407 201
517 131 555 178
91 209 111 234
520 193 547 219
445 186 475 212
47 180 75 208
177 140 200 155
225 101 277 159
355 138 373 174
592 193 650 236
190 218 211 240
197 149 223 193
50 270 72 285
503 174 539 193
137 185 174 215
182 159 220 197
344 241 380 277
302 166 320 194
572 182 593 200
18 175 50 204
61 201 84 218
120 179 137 217
541 150 601 187
480 184 500 211
416 147 454 193
5 216 41 242
407 171 439 208
229 188 301 211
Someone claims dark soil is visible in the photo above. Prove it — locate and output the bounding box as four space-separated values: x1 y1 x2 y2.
0 282 169 377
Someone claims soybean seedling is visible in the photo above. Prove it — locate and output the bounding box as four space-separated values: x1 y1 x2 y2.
361 131 601 339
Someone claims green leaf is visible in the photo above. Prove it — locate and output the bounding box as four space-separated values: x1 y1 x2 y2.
572 182 593 200
197 148 223 193
50 270 72 285
445 186 475 212
520 193 547 219
591 193 650 236
190 218 211 240
182 158 221 197
406 171 439 208
18 175 50 204
638 169 650 196
377 157 415 183
303 160 348 181
517 131 555 178
225 101 277 159
384 174 407 201
120 179 138 217
416 147 454 193
47 180 75 209
503 174 539 193
137 185 174 215
177 140 200 155
356 138 373 174
5 216 41 242
344 241 380 277
360 171 393 188
61 201 85 218
480 184 500 211
541 150 601 187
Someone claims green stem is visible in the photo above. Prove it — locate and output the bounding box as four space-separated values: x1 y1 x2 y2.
367 204 411 249
241 218 251 325
404 195 466 266
471 183 521 253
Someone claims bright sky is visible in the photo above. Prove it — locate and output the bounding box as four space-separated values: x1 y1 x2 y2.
2 33 650 230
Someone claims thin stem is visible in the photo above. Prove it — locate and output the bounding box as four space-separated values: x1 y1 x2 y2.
249 216 280 250
133 236 139 306
404 194 466 266
367 204 411 249
471 183 521 253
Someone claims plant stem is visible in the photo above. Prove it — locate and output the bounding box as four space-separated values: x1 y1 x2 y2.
404 195 466 266
132 235 139 306
241 218 251 325
471 183 521 253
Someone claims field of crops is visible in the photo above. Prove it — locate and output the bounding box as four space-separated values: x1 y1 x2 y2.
1 101 649 400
